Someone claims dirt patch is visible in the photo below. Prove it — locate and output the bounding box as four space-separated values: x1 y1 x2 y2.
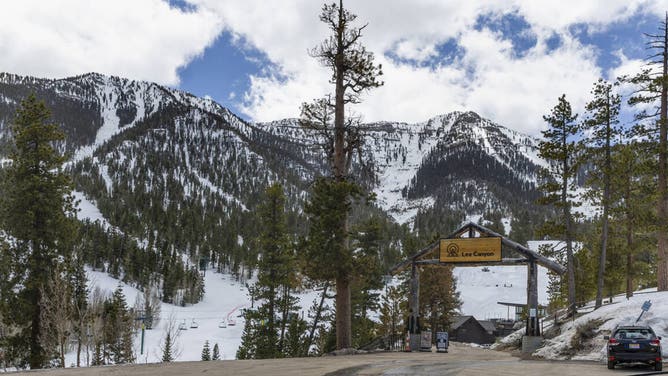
564 318 607 357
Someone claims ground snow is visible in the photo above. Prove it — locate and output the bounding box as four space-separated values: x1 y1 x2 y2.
454 265 549 320
72 191 110 228
533 290 668 361
64 268 324 367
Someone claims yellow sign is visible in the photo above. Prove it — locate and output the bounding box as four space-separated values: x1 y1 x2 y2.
439 237 502 263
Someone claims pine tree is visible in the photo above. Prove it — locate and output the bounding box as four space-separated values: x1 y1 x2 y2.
302 178 366 348
0 94 78 368
283 314 307 358
236 312 258 360
538 94 581 315
104 284 134 364
92 342 104 366
419 265 462 340
161 332 174 362
201 340 211 361
538 243 567 310
212 343 220 360
378 285 406 340
238 184 300 359
610 141 656 298
350 219 383 347
624 15 668 291
301 0 383 350
582 78 622 308
509 209 533 246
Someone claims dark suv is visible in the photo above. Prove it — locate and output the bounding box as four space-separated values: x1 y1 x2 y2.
605 325 663 370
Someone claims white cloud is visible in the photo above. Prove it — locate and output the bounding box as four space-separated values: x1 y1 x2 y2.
460 29 601 135
511 0 662 32
610 50 657 121
188 0 662 135
0 0 223 85
2 0 666 135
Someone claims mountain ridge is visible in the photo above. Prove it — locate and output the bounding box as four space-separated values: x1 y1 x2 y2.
0 72 552 300
0 71 550 227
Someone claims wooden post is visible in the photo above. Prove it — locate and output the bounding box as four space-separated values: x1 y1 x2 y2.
526 260 539 336
409 262 420 328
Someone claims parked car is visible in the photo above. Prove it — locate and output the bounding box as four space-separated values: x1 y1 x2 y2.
604 325 662 371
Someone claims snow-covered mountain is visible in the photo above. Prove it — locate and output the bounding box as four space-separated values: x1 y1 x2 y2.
0 72 563 364
258 111 548 227
0 72 550 232
0 72 557 302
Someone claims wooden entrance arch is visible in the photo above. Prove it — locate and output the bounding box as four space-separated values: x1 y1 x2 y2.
389 222 566 337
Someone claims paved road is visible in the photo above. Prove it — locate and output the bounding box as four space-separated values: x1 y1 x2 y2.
7 343 655 376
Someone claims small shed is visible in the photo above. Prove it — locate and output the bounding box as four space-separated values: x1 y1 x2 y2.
478 320 496 336
449 316 496 345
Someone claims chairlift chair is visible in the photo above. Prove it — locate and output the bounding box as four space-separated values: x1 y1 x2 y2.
178 319 188 330
219 320 227 328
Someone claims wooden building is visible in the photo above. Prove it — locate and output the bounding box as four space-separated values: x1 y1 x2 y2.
449 316 496 345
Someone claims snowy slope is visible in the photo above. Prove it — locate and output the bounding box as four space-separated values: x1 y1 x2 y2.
512 289 668 361
72 190 111 229
65 269 322 366
454 265 549 320
62 248 550 367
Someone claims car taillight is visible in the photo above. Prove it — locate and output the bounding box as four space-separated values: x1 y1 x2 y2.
609 338 619 346
650 339 661 346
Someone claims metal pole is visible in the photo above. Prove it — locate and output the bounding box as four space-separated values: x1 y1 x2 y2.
141 322 145 355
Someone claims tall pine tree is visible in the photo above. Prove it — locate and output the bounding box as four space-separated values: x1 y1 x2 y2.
625 15 668 291
301 0 383 349
538 94 581 316
238 184 299 359
582 78 622 308
1 94 77 368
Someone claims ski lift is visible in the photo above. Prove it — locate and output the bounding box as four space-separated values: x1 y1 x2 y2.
178 319 188 330
190 319 199 329
227 318 236 326
218 320 227 328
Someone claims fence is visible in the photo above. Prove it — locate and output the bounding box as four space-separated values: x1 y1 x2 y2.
359 332 407 352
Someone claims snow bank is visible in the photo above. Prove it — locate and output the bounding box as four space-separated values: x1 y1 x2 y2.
501 290 668 361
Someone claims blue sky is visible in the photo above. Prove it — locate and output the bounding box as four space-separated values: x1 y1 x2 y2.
177 32 270 109
1 0 666 135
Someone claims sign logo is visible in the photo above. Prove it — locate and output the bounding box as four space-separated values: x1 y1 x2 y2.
439 237 502 263
446 243 459 258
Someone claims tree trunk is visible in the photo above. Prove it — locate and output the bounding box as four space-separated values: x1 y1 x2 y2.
77 336 82 367
658 14 668 291
29 287 44 369
595 98 612 309
60 341 65 368
626 252 634 299
626 174 635 299
331 0 352 350
335 276 351 349
563 126 576 315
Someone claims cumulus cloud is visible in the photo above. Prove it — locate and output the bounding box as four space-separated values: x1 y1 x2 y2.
2 0 666 135
188 0 663 135
0 0 223 85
